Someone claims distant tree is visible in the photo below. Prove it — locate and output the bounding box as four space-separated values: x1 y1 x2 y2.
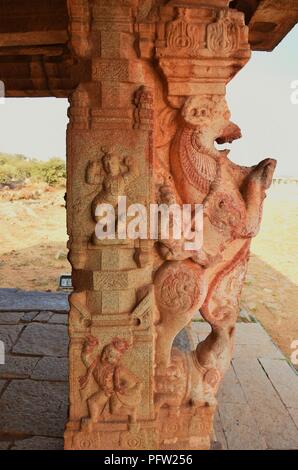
40 158 66 186
0 152 66 186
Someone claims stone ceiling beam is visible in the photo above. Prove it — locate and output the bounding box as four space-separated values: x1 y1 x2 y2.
232 0 298 50
0 46 66 57
0 1 297 96
0 31 68 48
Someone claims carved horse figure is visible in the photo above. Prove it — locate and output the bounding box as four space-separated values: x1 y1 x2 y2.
154 95 276 397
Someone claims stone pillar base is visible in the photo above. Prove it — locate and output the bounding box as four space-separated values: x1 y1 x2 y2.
65 404 215 450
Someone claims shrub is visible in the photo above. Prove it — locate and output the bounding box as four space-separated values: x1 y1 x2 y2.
0 163 18 184
40 158 66 186
0 153 66 186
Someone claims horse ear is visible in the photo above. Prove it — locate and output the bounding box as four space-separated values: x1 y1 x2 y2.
260 159 277 189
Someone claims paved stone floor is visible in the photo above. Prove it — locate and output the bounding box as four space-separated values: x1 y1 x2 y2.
193 322 298 450
0 307 298 450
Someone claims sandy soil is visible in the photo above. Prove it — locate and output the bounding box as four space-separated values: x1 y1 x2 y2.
0 183 297 359
0 186 69 292
241 183 298 359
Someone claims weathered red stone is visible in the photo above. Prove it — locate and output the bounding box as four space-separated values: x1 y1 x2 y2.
1 0 296 452
62 0 277 450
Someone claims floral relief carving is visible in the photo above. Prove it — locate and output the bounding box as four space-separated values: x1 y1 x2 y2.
159 266 201 313
207 9 240 55
166 8 201 53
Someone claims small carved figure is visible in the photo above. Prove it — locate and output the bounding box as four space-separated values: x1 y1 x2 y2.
134 86 154 130
89 148 137 212
79 336 143 426
86 148 138 241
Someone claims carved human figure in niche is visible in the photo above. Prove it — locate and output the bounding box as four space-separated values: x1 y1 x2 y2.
86 147 137 225
79 336 143 426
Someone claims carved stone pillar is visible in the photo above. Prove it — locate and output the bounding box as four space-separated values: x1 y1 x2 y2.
65 0 276 450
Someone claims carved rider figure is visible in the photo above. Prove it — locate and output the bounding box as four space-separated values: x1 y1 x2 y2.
79 336 143 426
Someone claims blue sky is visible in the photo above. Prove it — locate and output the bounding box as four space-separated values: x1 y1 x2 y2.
0 25 297 177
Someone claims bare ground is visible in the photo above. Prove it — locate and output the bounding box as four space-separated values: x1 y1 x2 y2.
0 185 69 292
241 183 298 359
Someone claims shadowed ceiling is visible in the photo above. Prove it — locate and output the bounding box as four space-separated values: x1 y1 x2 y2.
0 0 297 97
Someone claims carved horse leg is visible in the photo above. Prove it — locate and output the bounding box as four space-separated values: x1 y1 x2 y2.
154 260 207 370
196 242 250 383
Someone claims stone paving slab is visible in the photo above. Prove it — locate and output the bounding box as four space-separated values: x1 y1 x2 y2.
13 323 68 357
0 312 25 324
0 380 68 437
0 355 39 379
0 325 24 352
173 326 194 351
234 323 277 345
233 357 298 450
0 379 7 394
288 408 298 428
259 358 298 409
193 321 285 360
0 289 69 312
34 311 54 323
193 321 279 347
218 402 267 450
193 322 298 450
233 342 284 359
31 357 68 382
213 410 227 450
217 365 246 405
11 437 64 450
49 314 68 325
22 311 39 322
